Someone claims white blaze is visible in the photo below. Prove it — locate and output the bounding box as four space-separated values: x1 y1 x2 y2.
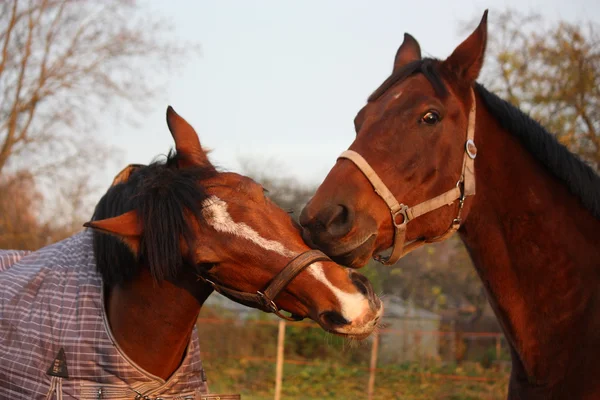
202 196 291 256
201 196 367 321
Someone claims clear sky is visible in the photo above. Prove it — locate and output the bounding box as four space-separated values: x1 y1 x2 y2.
99 0 599 187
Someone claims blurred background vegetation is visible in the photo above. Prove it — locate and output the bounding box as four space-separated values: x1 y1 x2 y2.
1 2 598 399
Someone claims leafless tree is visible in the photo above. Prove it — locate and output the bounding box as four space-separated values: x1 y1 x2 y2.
238 157 316 219
0 0 196 239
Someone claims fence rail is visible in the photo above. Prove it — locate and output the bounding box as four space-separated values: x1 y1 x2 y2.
196 314 510 399
197 317 504 338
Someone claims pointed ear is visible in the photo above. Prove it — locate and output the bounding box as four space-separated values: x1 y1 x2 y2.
166 106 214 169
443 10 488 82
84 210 142 255
393 33 421 72
111 164 144 187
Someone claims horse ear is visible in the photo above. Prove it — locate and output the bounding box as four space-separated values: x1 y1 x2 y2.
393 33 421 72
443 10 488 82
84 211 142 255
166 106 213 169
111 164 143 186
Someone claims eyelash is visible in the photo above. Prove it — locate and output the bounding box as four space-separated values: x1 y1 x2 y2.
197 262 218 271
420 110 441 125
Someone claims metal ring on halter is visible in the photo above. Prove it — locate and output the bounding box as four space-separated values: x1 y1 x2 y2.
203 278 216 287
256 290 279 313
392 205 409 227
336 89 477 264
466 139 477 159
193 250 331 321
196 274 218 290
257 291 304 321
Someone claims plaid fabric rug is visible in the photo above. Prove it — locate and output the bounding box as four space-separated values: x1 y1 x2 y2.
0 230 209 399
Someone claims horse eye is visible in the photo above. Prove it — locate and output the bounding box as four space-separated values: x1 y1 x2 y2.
421 111 441 125
197 262 218 271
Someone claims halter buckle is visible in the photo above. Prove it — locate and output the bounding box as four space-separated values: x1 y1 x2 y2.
256 291 279 313
452 191 467 227
196 274 217 288
392 204 409 227
256 291 302 321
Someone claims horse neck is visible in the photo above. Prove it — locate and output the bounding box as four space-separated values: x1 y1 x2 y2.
105 268 213 380
459 94 600 387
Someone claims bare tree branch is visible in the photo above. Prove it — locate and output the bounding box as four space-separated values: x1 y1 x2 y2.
0 0 198 244
0 0 18 77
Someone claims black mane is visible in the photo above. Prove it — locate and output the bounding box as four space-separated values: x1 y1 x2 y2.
368 59 600 220
474 83 600 219
368 58 448 102
91 152 218 287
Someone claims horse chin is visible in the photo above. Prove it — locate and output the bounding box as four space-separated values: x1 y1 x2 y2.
330 330 374 341
329 235 377 269
326 320 380 341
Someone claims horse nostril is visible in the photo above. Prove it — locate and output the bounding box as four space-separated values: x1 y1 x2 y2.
350 271 372 297
299 203 313 227
353 279 369 296
300 203 354 244
325 204 353 238
320 311 350 327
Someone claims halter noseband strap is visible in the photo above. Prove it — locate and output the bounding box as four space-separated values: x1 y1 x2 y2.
196 249 331 321
338 89 477 265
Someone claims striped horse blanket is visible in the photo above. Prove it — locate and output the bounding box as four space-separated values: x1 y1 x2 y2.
0 230 211 399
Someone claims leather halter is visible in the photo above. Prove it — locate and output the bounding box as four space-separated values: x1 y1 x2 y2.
338 89 477 265
196 249 331 321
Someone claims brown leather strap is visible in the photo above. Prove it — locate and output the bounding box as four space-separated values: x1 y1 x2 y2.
384 222 407 265
197 250 331 321
261 250 330 303
383 217 461 261
463 90 477 196
407 186 462 221
340 149 464 265
338 89 477 265
338 149 405 218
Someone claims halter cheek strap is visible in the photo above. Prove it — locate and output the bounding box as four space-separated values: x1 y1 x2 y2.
338 89 477 265
196 250 331 321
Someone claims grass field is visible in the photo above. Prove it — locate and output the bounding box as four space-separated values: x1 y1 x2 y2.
203 359 509 400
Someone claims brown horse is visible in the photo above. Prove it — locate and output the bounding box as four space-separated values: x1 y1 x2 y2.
89 107 384 373
300 11 600 400
0 107 382 399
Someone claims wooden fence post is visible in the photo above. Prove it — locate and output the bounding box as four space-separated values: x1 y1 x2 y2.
367 331 380 400
449 319 456 363
274 320 286 400
495 335 501 360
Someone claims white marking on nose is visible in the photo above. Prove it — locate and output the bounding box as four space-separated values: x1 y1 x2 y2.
201 196 370 322
308 262 368 322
